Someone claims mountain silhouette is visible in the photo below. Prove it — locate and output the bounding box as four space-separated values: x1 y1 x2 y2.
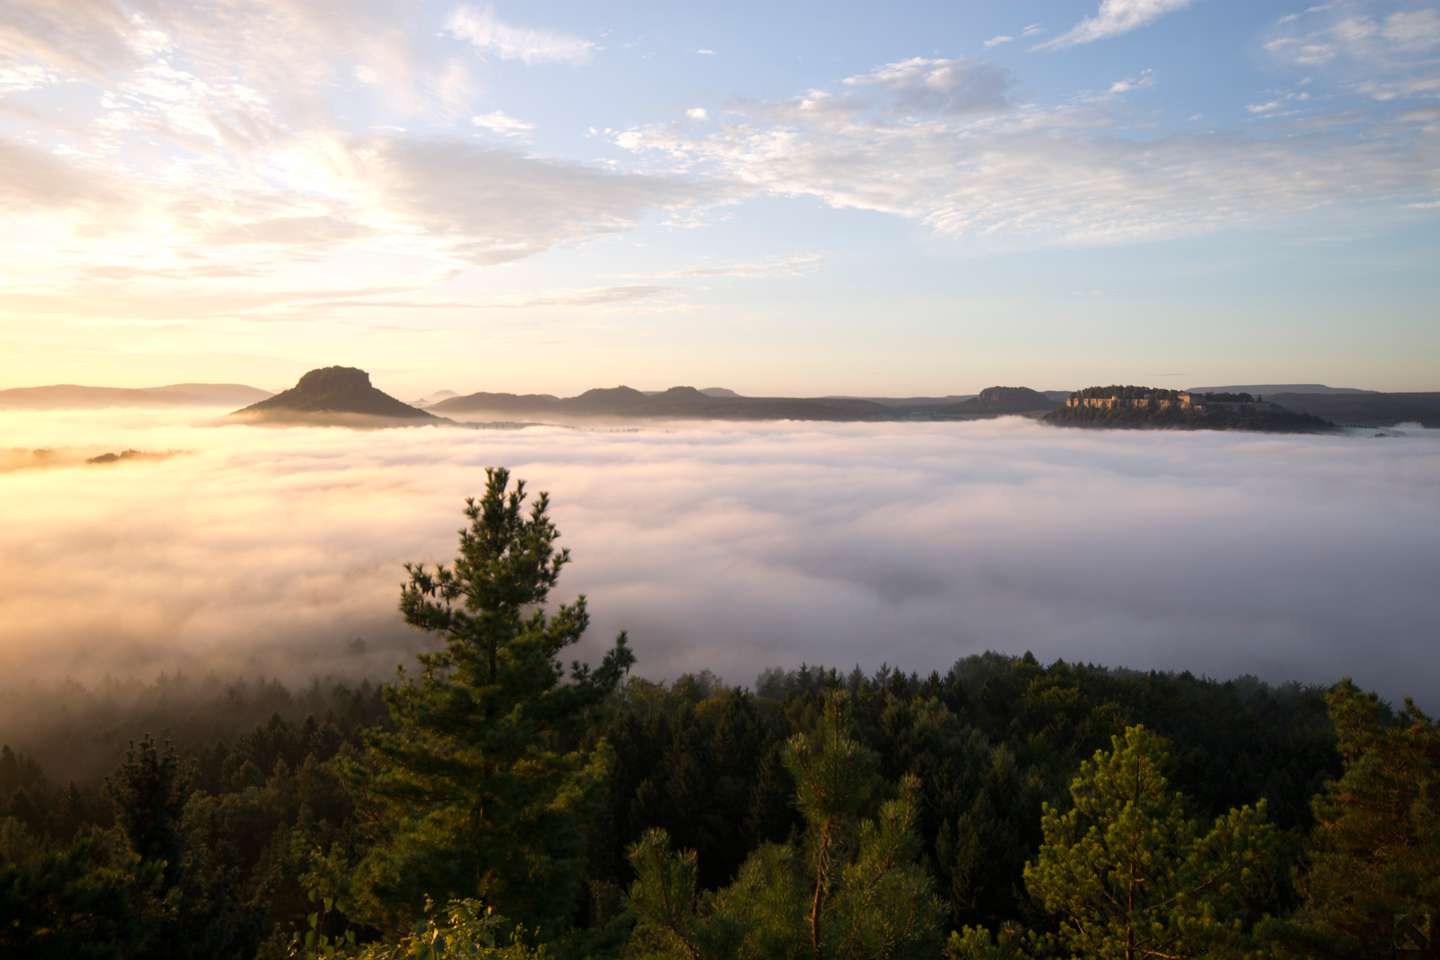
234 367 440 421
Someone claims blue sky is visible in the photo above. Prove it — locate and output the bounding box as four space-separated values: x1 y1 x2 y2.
1 0 1437 396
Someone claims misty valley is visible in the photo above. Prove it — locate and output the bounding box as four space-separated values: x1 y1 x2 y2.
6 0 1440 956
2 445 1438 960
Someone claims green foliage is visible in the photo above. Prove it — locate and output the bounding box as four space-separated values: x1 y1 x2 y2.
105 735 188 885
1019 726 1277 960
582 677 799 898
1260 678 1440 958
0 821 155 959
290 888 543 960
1069 385 1156 400
627 691 945 960
348 468 635 937
1045 403 1328 432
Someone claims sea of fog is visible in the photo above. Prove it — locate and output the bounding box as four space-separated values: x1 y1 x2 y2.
1 409 1437 705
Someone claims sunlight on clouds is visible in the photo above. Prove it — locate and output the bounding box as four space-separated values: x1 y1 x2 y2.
0 412 1436 703
0 0 706 332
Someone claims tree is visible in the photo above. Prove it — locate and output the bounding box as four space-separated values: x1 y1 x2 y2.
104 734 259 960
1003 726 1275 960
1261 678 1440 958
627 691 944 960
348 468 636 937
106 735 189 888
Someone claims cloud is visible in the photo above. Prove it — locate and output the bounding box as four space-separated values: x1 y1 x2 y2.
0 137 131 215
472 110 535 135
0 0 699 287
446 5 595 66
320 284 673 311
0 411 1437 710
1357 76 1440 98
697 49 715 56
0 0 148 78
983 35 1013 49
1272 5 1440 70
841 56 1015 116
614 57 1440 245
1035 0 1196 50
1266 5 1440 86
358 137 707 265
626 255 825 278
686 107 708 120
1109 69 1157 93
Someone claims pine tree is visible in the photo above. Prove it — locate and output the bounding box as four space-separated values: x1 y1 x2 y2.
104 734 260 959
1007 726 1276 960
105 735 189 887
627 691 944 960
348 468 636 937
1261 678 1440 958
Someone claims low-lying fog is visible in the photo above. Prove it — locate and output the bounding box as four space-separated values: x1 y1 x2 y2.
2 410 1437 704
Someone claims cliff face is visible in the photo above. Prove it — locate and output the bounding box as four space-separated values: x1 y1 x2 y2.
234 367 439 420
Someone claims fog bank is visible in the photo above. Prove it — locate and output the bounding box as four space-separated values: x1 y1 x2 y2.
1 410 1436 704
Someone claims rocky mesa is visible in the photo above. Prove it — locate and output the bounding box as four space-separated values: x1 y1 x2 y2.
232 366 445 426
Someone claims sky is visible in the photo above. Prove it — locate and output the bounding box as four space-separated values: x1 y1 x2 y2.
1 0 1439 397
2 412 1437 706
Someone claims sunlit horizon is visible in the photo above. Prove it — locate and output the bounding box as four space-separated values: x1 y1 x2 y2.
2 1 1437 397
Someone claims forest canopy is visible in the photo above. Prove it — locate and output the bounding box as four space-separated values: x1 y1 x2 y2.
1 470 1433 960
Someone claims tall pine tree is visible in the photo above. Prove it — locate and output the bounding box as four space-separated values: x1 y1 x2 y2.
348 468 635 937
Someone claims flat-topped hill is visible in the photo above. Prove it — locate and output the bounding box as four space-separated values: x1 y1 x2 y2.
1045 385 1333 432
233 367 442 424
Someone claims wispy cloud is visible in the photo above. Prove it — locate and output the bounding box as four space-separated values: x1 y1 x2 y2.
472 110 534 135
1109 69 1157 93
1266 5 1440 100
624 255 824 279
983 35 1013 49
1035 0 1196 51
445 5 595 66
614 55 1440 246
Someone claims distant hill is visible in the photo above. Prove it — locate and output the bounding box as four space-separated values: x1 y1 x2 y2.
428 384 1070 422
1264 392 1440 427
0 383 271 410
1046 384 1332 432
1187 384 1376 396
410 389 459 407
233 367 442 424
822 394 977 407
933 386 1060 416
431 385 906 421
